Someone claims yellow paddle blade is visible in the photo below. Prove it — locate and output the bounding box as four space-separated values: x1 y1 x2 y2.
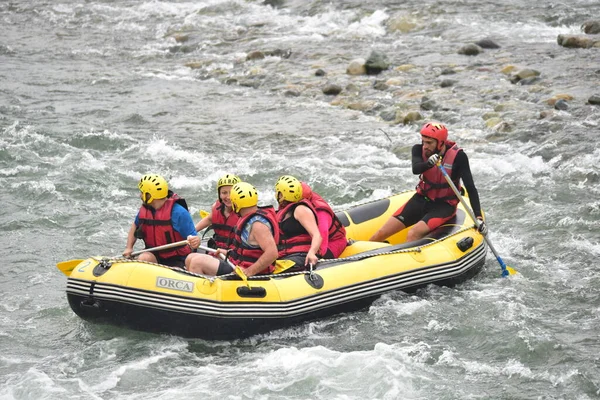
56 259 84 276
235 266 248 282
506 266 517 276
274 259 296 274
199 209 209 219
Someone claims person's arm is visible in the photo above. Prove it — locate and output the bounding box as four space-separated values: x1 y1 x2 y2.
195 212 212 232
123 222 138 257
243 222 278 277
294 205 322 265
412 144 432 174
316 210 332 256
172 204 200 249
453 151 482 218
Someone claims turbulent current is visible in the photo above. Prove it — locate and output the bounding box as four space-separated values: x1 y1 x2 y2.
1 0 599 399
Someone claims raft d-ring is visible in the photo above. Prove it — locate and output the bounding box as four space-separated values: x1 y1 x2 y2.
196 277 218 295
410 248 426 263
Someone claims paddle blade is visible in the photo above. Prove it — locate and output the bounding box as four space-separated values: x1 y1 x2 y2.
235 266 248 282
56 259 84 276
199 209 209 219
274 259 296 274
505 265 517 276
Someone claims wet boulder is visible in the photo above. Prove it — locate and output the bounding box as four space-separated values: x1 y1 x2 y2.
347 58 367 75
554 99 569 110
582 20 600 34
557 34 600 48
475 39 501 49
365 51 390 75
440 79 456 88
322 84 343 96
510 69 541 84
458 44 483 56
589 95 600 105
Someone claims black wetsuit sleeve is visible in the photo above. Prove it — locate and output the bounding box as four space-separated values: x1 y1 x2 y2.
451 150 482 218
412 144 434 175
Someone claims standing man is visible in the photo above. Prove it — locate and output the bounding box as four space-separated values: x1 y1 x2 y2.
123 174 200 268
186 182 279 277
370 122 488 243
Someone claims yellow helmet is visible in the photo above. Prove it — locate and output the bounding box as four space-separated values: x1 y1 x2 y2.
275 175 303 203
217 173 241 193
230 182 258 213
138 174 168 204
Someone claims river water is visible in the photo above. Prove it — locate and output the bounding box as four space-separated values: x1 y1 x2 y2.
1 0 600 399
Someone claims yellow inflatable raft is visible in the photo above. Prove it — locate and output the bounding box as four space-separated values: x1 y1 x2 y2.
63 191 487 339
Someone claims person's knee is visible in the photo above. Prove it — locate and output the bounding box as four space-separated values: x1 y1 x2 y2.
138 252 156 263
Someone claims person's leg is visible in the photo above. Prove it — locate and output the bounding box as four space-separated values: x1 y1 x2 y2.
406 221 430 242
407 202 456 241
138 251 158 263
370 194 425 242
369 217 406 242
185 253 221 275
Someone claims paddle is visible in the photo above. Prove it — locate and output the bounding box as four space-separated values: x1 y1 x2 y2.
197 245 295 275
56 240 190 277
199 210 210 219
436 161 517 277
198 245 251 283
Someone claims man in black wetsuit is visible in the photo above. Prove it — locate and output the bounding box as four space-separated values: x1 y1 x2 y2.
370 122 488 243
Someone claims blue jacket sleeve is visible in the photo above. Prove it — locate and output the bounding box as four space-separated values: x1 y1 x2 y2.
171 204 198 237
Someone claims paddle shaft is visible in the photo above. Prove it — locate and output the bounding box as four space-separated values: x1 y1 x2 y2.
436 162 511 277
57 240 191 277
131 240 189 257
197 245 249 281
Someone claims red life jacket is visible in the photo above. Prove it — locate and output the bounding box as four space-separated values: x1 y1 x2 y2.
137 194 191 258
307 192 347 248
276 200 318 257
229 206 280 274
210 201 239 249
416 141 462 206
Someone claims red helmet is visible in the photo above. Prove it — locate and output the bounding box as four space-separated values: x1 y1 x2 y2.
420 122 448 151
301 182 313 200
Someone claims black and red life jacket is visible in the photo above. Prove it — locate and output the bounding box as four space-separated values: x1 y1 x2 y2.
229 206 279 274
137 193 191 258
210 201 239 249
276 199 318 258
416 141 462 207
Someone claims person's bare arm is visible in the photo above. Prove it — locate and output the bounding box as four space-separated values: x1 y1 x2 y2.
294 205 322 266
123 222 138 257
243 222 278 277
195 212 212 232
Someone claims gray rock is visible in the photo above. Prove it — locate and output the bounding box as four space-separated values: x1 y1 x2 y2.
440 79 456 88
365 50 390 75
420 99 438 111
373 81 389 91
246 51 265 60
458 44 483 56
589 95 600 105
315 69 326 77
475 39 501 49
510 69 541 84
554 99 569 110
582 20 600 34
557 34 599 48
379 108 397 121
440 68 456 75
284 90 301 97
322 84 342 95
